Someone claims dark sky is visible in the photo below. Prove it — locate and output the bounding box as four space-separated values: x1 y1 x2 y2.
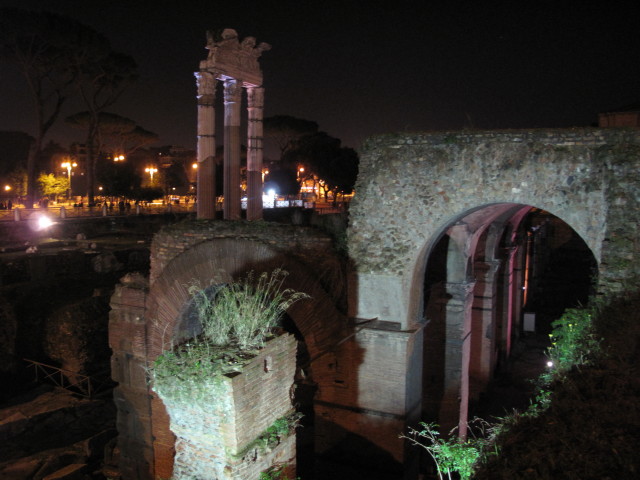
1 0 639 151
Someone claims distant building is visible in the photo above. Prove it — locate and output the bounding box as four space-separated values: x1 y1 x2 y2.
598 103 640 127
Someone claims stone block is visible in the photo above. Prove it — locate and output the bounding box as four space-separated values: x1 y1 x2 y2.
155 333 296 478
314 402 405 468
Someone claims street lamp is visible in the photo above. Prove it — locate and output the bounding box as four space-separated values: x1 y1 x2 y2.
145 167 158 185
61 161 77 200
114 154 125 162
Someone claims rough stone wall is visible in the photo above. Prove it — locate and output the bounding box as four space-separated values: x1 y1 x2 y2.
598 141 640 292
157 334 297 480
348 128 640 294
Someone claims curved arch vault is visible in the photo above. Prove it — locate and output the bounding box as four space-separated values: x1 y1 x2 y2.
110 128 640 479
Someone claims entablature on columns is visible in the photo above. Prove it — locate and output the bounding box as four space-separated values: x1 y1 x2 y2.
199 28 270 88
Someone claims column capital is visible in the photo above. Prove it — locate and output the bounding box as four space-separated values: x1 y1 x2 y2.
223 78 242 103
445 280 476 300
482 258 503 277
247 86 264 108
195 71 216 97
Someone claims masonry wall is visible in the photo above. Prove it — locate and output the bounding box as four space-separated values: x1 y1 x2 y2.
108 273 154 480
156 334 297 480
348 128 640 327
110 221 351 479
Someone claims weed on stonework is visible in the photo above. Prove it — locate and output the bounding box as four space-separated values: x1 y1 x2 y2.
150 269 309 399
405 291 640 480
401 418 495 480
260 462 300 480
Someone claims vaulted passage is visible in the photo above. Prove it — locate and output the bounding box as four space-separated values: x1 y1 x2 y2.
347 128 640 474
421 203 596 434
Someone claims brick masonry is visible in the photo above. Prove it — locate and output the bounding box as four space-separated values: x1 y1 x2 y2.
155 334 297 480
109 221 355 479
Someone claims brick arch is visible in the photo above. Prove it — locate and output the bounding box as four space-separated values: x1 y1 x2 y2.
146 237 348 361
144 237 348 479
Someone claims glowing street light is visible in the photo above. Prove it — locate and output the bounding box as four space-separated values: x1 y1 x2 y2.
114 154 125 162
37 214 54 230
61 160 77 199
145 166 158 184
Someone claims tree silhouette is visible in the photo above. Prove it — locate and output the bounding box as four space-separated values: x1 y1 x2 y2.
283 132 359 202
0 8 94 207
264 115 318 160
66 112 157 159
70 46 137 205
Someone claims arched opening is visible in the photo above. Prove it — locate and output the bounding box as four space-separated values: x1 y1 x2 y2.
170 276 318 477
421 203 597 436
141 237 348 479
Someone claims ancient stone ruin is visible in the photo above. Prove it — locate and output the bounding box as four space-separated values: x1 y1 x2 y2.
195 28 270 221
109 127 640 479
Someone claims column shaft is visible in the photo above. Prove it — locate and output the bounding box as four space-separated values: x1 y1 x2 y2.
223 79 242 220
439 281 475 439
195 71 216 219
246 87 264 220
470 259 501 400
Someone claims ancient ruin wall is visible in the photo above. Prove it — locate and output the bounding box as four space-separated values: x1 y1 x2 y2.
348 128 640 293
110 221 351 479
156 334 297 480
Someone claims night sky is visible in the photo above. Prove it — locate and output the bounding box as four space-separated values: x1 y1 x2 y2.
1 0 639 152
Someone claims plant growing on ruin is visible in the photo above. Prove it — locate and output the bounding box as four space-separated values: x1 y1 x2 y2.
401 419 493 480
542 303 602 384
260 462 300 480
190 268 309 350
151 269 309 398
234 411 303 461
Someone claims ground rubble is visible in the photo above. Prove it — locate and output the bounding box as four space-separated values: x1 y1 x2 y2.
0 384 118 479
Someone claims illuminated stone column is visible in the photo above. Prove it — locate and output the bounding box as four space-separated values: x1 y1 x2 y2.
223 78 242 220
470 259 501 401
246 87 264 220
195 71 217 219
440 280 475 439
499 246 518 361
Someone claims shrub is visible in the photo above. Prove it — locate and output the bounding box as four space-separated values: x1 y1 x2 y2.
401 419 492 480
542 303 602 384
190 268 310 350
151 269 309 399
